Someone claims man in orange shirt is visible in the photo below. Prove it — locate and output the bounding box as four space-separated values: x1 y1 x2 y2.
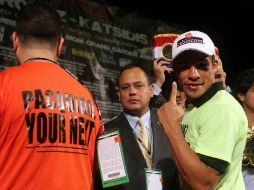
0 3 103 190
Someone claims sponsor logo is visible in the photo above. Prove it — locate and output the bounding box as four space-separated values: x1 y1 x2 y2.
177 33 203 47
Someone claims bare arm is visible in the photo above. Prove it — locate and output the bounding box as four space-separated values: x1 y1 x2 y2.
157 82 221 190
153 59 173 87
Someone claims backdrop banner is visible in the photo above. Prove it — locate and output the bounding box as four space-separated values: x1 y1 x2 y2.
0 0 183 122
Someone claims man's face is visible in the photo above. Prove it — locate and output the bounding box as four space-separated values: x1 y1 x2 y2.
241 84 254 113
118 67 154 117
176 90 186 108
174 56 218 100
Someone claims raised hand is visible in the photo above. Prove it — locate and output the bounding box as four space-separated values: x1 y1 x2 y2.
157 81 184 134
153 59 173 87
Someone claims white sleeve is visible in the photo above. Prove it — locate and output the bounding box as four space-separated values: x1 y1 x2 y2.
153 83 162 95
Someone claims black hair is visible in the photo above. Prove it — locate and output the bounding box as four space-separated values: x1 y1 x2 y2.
15 2 63 46
232 68 254 105
117 64 152 86
233 68 254 102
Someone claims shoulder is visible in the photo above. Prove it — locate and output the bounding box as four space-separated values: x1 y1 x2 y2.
200 90 244 116
198 92 248 136
0 65 20 80
150 109 158 117
104 113 125 131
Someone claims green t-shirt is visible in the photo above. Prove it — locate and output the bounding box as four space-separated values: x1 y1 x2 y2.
181 90 247 190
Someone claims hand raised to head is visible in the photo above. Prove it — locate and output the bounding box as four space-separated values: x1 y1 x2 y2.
153 59 173 87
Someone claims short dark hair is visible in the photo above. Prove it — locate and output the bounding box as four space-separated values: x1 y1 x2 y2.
233 68 254 101
117 64 152 86
15 3 63 46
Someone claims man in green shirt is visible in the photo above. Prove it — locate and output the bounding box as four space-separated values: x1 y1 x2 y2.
157 30 247 189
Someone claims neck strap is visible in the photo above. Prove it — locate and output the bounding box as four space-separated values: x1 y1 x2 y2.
25 57 59 65
25 57 83 85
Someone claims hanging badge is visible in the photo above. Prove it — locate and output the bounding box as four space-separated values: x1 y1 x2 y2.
97 130 129 188
145 169 163 190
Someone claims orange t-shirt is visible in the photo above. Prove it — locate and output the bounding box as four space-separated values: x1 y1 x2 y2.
0 60 103 190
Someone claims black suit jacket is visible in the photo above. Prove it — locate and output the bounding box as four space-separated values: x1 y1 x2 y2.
95 110 180 190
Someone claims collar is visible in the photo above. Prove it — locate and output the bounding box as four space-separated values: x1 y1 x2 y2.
24 57 82 85
24 57 59 65
190 82 224 108
124 110 151 130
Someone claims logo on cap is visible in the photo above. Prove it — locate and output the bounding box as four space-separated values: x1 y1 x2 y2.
185 33 193 38
177 32 203 47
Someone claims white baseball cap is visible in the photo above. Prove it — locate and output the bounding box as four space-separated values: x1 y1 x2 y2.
171 30 215 65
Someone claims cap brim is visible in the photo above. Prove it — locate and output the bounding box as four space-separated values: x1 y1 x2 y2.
171 50 210 66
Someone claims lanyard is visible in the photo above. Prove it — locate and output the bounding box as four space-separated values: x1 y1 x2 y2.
24 57 84 85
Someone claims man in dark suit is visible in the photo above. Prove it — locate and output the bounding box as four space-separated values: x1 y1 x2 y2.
95 64 180 190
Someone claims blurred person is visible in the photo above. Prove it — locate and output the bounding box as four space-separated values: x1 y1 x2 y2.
233 68 254 190
157 30 248 189
152 33 180 106
95 64 180 190
175 88 187 109
152 33 195 109
152 58 173 94
0 3 102 190
214 46 232 93
152 55 187 109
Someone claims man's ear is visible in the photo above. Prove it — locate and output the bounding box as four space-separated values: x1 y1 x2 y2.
56 36 64 57
12 32 18 52
212 56 219 74
237 92 245 102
